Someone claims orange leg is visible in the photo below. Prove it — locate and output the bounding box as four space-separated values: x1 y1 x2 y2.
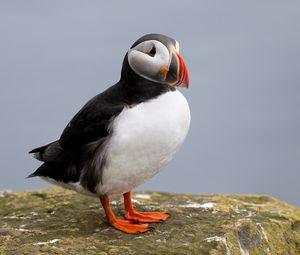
123 192 170 223
99 194 151 234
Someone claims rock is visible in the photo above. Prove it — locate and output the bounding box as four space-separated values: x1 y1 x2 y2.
0 188 299 255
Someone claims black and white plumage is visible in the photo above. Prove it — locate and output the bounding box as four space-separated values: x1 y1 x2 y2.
29 33 190 234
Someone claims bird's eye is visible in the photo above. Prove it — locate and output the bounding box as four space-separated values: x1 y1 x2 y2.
147 46 156 57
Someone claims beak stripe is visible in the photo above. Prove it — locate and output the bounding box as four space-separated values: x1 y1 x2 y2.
175 52 189 88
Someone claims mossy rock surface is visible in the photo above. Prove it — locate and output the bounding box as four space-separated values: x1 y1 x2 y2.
0 188 299 255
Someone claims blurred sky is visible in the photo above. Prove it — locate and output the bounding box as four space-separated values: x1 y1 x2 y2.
0 1 299 206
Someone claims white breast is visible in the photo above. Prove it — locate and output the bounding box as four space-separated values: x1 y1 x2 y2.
97 90 190 195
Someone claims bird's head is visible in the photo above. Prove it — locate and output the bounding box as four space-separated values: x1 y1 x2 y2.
122 33 189 88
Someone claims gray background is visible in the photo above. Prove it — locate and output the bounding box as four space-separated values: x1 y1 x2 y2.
0 1 299 206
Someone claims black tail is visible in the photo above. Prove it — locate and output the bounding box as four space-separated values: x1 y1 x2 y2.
29 140 69 163
28 140 80 183
27 162 81 183
27 163 53 179
29 143 52 154
26 173 36 178
27 163 57 179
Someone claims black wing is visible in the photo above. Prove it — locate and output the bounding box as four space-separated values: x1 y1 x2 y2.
28 83 125 186
59 84 125 151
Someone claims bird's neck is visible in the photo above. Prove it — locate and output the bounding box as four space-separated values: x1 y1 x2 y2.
119 56 175 104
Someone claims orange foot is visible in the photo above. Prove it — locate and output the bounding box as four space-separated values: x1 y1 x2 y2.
123 192 169 223
100 194 152 234
110 219 152 234
125 211 170 223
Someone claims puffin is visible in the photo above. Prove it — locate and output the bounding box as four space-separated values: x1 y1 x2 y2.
28 33 190 234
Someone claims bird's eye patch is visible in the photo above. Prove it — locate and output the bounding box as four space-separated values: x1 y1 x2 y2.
147 46 156 57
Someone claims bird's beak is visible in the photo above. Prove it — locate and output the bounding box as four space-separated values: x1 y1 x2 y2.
161 49 189 88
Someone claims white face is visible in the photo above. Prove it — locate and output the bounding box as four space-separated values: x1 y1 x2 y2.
128 40 173 83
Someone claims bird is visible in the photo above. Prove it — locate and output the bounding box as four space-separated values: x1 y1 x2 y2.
28 33 190 234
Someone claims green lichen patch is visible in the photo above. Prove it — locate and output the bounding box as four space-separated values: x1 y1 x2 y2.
0 188 299 254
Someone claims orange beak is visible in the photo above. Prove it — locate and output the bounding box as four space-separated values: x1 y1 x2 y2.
174 52 189 88
160 48 189 88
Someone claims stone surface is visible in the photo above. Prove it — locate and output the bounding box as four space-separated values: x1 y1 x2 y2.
0 188 299 254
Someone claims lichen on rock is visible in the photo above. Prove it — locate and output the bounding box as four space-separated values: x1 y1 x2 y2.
0 188 299 254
